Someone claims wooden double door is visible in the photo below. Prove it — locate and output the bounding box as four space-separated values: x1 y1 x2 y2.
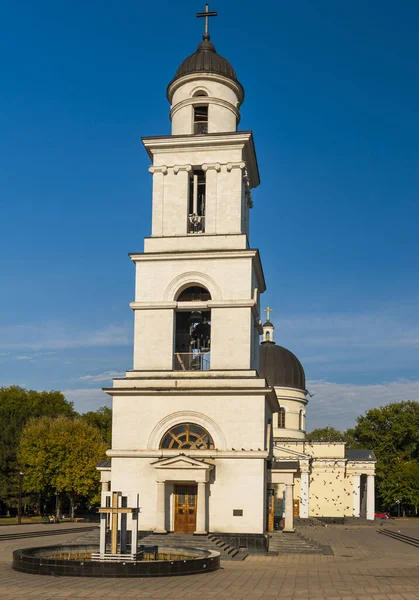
174 484 197 534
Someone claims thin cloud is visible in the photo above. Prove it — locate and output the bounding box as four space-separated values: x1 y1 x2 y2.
306 378 419 431
62 388 111 413
78 371 125 383
278 311 419 350
0 322 131 351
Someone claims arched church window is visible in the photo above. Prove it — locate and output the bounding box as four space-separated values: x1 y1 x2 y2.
160 423 215 450
174 286 211 371
188 168 206 233
278 407 286 429
176 285 211 302
266 331 270 340
193 105 208 134
192 90 208 97
299 410 304 430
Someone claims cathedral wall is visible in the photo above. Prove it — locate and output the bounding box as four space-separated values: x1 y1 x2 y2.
308 461 346 518
209 458 266 533
133 309 174 370
111 393 267 451
210 306 251 369
134 256 253 302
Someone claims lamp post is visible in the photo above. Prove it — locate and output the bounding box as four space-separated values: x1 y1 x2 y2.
17 471 24 525
395 499 400 518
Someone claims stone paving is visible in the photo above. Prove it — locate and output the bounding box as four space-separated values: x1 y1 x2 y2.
0 521 418 599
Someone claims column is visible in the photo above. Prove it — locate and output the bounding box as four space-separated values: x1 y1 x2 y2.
195 481 207 534
154 481 167 533
202 163 220 234
353 474 361 517
131 494 139 556
99 491 109 555
149 166 167 237
283 483 295 533
299 471 309 519
366 475 375 520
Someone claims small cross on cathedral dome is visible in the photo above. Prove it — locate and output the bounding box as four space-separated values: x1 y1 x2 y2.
262 307 275 344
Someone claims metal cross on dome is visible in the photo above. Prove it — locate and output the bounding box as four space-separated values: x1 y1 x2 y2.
196 4 217 36
264 306 273 322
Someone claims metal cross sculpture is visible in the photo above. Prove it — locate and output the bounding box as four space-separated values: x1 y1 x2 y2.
264 306 273 322
98 491 137 554
196 4 217 36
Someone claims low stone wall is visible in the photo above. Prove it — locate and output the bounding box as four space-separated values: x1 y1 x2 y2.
12 544 220 577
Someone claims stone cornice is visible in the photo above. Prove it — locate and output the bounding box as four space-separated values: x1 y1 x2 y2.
107 449 269 459
129 299 258 311
141 131 260 188
103 387 272 397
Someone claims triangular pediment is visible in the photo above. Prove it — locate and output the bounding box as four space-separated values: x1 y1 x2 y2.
152 454 212 470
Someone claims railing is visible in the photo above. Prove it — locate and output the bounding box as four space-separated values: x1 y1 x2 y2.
194 122 208 134
187 214 205 234
174 352 210 371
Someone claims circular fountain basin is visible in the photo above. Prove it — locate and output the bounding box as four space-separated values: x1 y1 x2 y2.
12 543 220 577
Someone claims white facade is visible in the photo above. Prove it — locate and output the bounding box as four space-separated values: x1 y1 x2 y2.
102 33 278 538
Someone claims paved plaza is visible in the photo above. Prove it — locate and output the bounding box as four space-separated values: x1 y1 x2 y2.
0 521 418 599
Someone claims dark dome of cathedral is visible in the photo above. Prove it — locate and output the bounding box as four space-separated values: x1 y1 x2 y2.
169 34 241 88
259 343 306 391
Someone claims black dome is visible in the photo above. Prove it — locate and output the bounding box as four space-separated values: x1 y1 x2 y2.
168 35 241 89
259 343 306 391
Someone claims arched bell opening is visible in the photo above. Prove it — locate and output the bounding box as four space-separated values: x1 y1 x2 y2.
174 286 211 371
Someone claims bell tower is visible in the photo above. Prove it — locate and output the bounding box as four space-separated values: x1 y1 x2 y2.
105 6 278 538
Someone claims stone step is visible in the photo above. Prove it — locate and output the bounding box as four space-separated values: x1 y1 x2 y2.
138 533 246 561
268 532 333 555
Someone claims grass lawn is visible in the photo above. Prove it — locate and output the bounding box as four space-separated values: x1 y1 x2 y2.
0 516 45 525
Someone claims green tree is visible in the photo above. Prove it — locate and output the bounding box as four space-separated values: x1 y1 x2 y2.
306 426 345 442
0 386 75 510
352 401 419 511
380 460 419 515
18 416 107 520
80 406 112 446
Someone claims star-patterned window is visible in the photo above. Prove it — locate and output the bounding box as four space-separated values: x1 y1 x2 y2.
160 423 215 450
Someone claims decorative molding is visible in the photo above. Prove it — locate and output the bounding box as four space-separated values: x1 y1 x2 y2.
173 164 192 174
167 72 244 106
148 166 168 175
147 410 227 451
163 270 222 302
202 162 221 172
169 96 240 124
226 161 246 172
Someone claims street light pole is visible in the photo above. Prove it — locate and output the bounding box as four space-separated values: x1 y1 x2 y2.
17 471 24 525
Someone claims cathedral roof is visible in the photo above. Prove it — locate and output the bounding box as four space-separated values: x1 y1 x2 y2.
168 34 243 91
259 342 306 392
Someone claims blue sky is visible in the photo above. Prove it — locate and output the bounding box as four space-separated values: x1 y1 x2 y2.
1 1 418 430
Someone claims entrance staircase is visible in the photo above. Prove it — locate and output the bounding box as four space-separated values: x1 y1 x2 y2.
268 531 333 555
138 532 247 561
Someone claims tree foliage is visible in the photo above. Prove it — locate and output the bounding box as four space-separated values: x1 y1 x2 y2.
379 460 419 509
80 406 112 446
18 416 108 518
306 426 346 442
351 401 419 511
0 386 75 506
